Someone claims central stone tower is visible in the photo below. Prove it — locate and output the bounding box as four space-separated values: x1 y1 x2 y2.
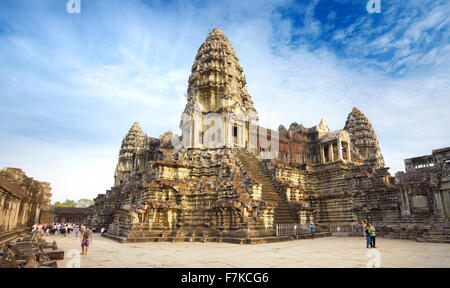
181 28 258 149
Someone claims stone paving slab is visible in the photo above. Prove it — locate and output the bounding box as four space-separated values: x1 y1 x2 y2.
44 234 450 268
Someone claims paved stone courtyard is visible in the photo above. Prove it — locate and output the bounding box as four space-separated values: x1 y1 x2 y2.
45 234 450 268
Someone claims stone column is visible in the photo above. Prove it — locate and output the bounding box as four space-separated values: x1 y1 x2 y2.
237 125 242 147
347 142 351 162
190 119 196 148
0 195 4 227
320 145 325 163
13 201 20 230
299 211 307 224
402 190 411 216
194 116 204 148
337 140 343 160
34 205 40 224
434 192 445 218
6 203 12 230
0 197 4 228
329 143 334 162
21 202 28 225
244 122 248 149
222 116 227 148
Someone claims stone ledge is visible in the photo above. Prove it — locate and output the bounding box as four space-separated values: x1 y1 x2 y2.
0 228 29 246
102 232 332 244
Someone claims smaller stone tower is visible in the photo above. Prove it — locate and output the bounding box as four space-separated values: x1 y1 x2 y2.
344 107 384 168
114 122 145 186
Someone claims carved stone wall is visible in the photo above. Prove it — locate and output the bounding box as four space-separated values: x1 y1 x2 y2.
0 168 52 244
91 148 277 242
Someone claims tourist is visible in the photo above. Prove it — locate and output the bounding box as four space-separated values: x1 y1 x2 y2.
74 224 80 238
100 227 106 235
56 223 61 236
81 224 86 233
80 226 93 256
369 223 377 248
50 224 56 236
362 219 371 248
60 224 66 237
310 223 316 234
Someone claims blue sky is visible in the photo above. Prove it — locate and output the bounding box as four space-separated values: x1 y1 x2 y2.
0 0 449 202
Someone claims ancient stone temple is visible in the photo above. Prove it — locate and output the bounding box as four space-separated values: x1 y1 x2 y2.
391 147 450 241
0 168 52 244
88 28 449 244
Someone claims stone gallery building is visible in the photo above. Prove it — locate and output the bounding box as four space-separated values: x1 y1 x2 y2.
0 168 52 244
52 207 88 224
88 28 450 244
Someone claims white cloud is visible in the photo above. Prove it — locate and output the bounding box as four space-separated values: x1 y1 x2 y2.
78 65 187 108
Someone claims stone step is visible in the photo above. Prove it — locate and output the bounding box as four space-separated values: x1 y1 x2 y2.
236 150 298 224
275 211 294 215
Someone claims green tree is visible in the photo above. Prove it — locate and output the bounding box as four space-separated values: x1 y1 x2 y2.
76 198 94 208
54 199 77 207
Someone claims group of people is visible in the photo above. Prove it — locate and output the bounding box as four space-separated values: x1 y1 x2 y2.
32 223 77 237
362 219 377 248
32 223 99 256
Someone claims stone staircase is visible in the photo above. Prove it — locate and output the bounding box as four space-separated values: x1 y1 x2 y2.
444 225 450 243
235 149 298 224
417 223 450 243
372 219 450 243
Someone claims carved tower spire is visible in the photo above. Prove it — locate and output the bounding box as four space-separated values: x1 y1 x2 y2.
114 122 145 186
180 28 258 149
184 28 257 117
344 107 384 168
